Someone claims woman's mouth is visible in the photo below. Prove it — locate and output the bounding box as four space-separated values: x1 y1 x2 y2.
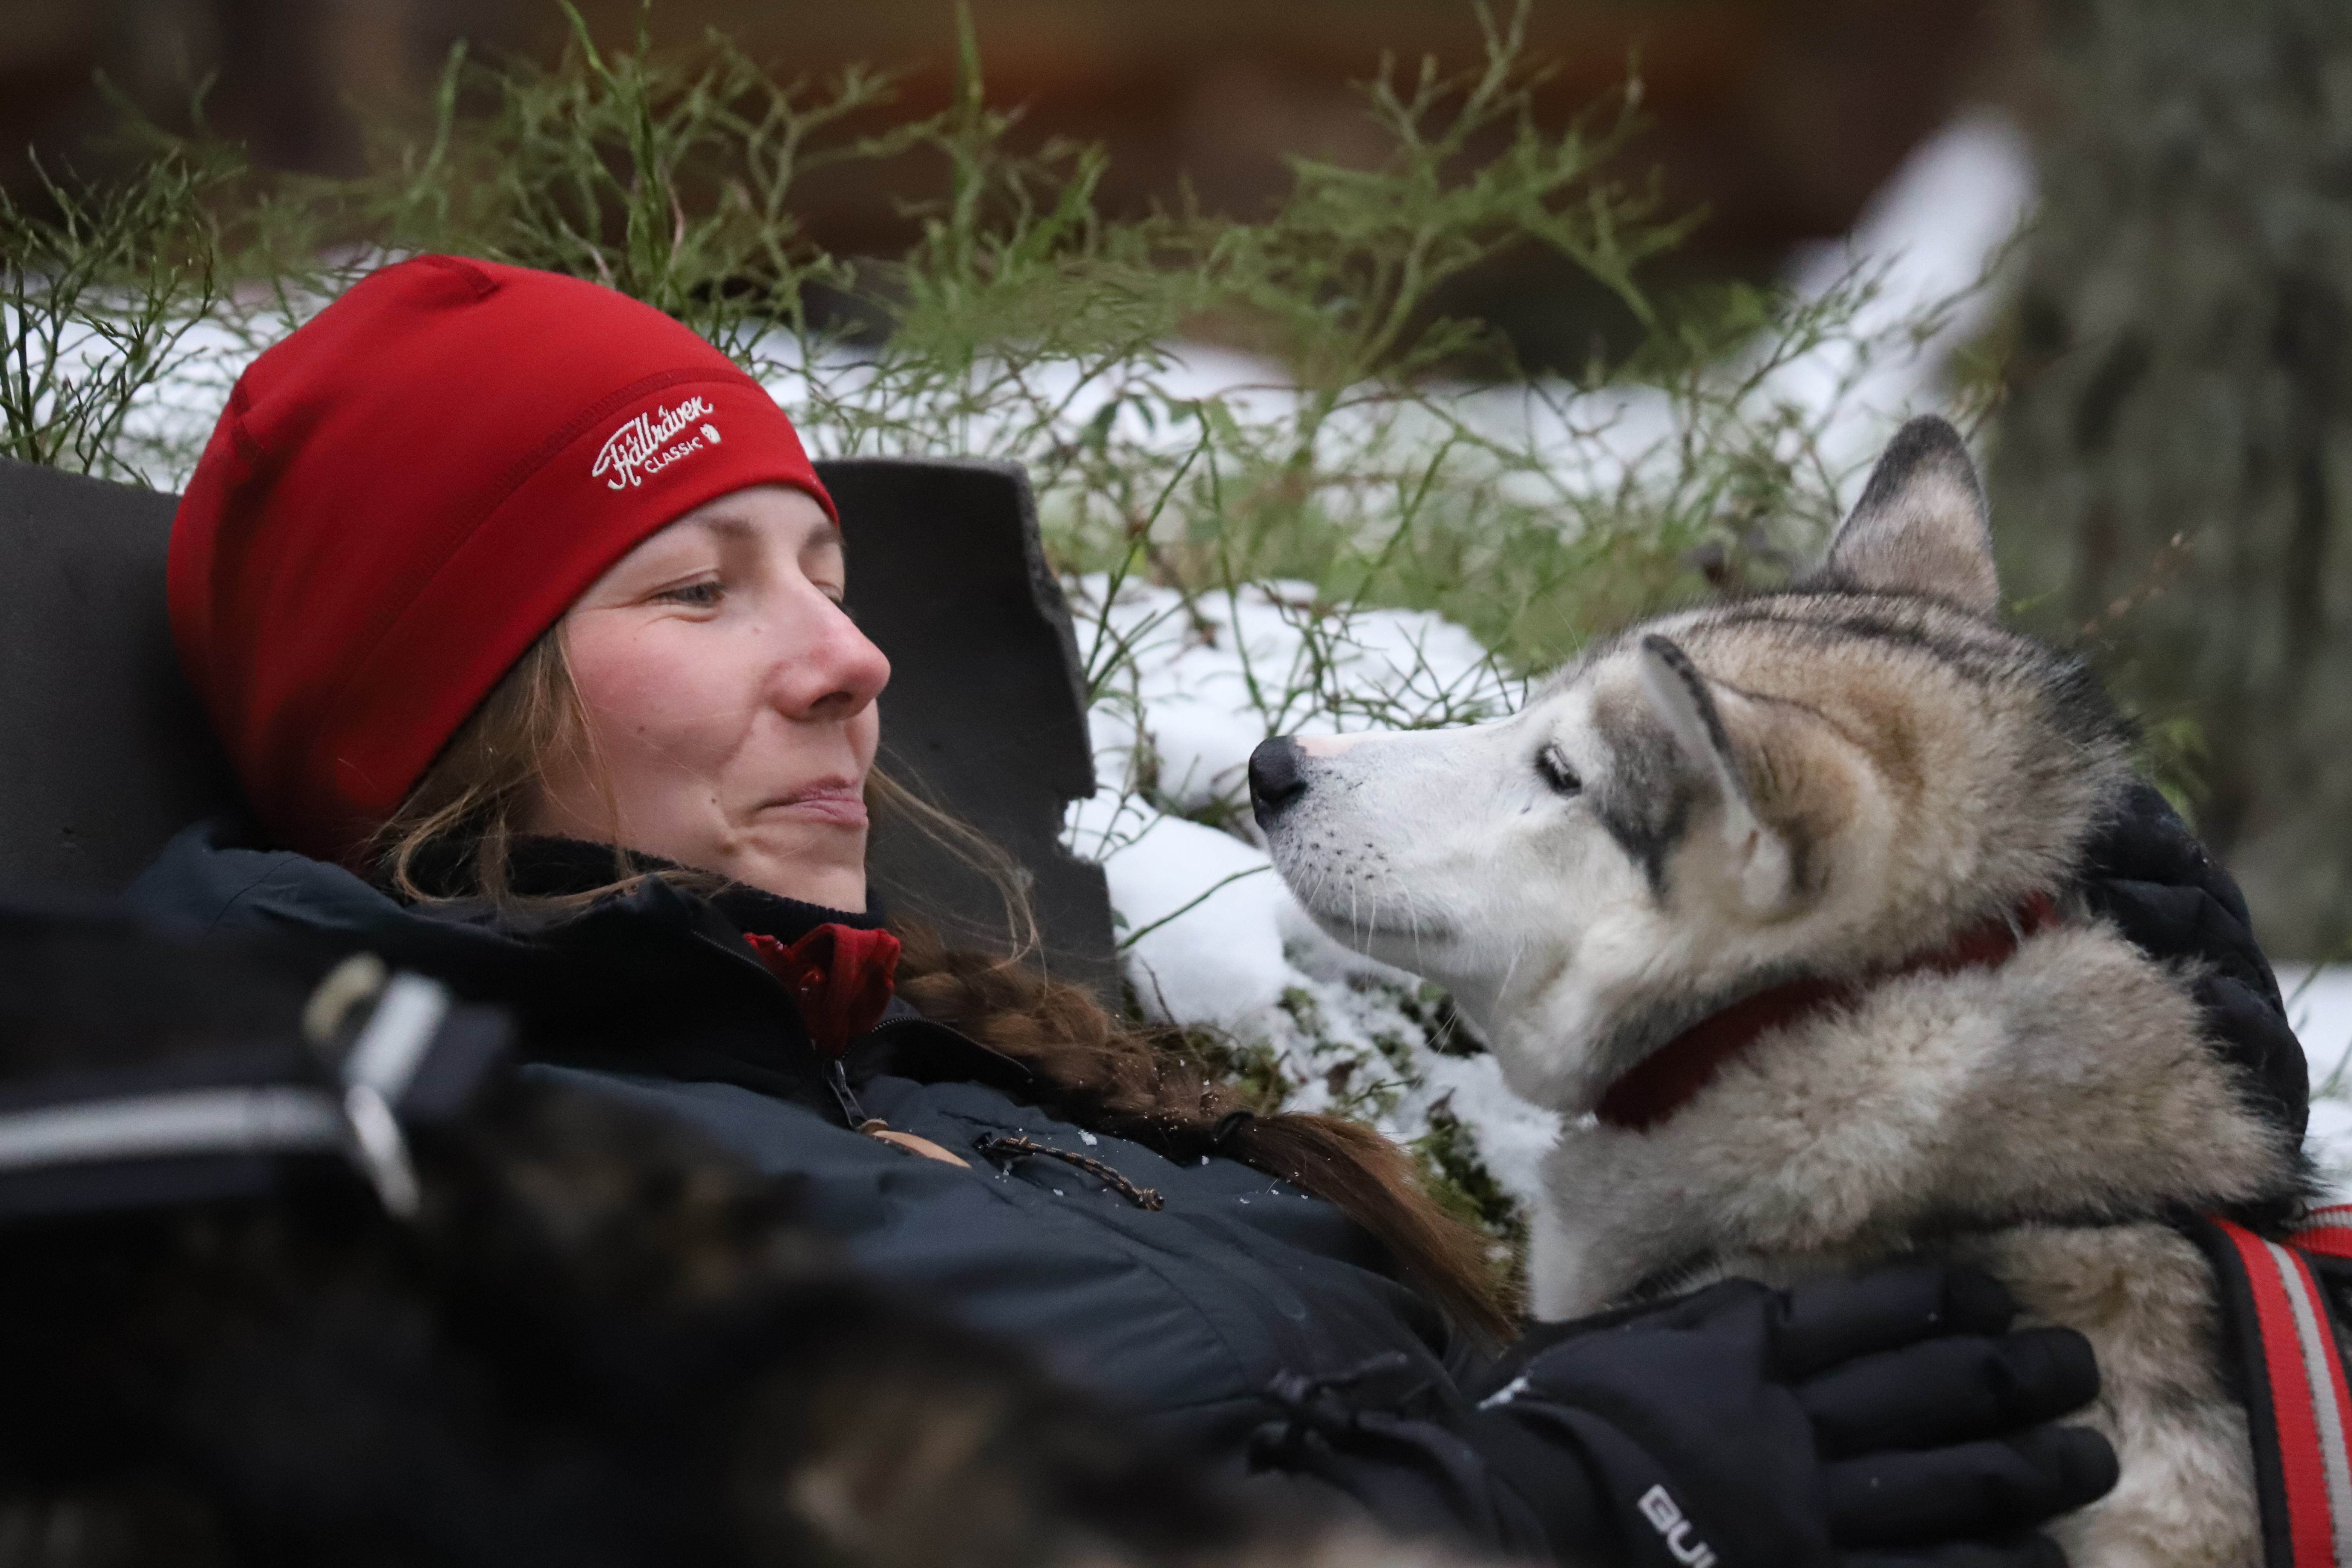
760 782 868 828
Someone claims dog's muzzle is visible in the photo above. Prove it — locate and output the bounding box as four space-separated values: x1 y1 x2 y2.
1248 736 1308 829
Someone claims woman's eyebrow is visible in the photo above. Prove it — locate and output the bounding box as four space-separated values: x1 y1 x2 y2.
684 513 841 555
697 514 759 542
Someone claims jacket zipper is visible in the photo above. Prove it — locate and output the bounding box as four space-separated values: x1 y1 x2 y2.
693 929 871 1129
692 931 1026 1133
821 1058 867 1127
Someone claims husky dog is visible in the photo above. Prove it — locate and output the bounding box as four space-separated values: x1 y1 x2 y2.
1252 416 2308 1568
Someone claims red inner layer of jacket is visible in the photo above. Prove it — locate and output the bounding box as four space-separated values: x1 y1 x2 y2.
745 924 902 1057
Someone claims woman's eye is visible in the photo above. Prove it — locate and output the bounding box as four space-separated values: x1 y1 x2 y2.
659 580 724 608
1536 745 1582 796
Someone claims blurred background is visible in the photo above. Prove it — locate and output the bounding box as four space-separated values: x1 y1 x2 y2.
1 0 2015 361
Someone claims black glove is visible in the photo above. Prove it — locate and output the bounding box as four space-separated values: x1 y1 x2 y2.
1251 1261 2115 1568
1470 1261 2112 1568
2078 781 2306 1139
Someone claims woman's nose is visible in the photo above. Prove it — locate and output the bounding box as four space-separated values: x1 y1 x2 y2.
773 596 891 720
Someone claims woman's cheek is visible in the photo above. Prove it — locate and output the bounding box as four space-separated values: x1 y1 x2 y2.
582 623 732 757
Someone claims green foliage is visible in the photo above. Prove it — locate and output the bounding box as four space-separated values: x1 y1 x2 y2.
0 0 1914 672
1154 975 1525 1292
1415 1101 1529 1285
1177 1020 1295 1116
370 8 896 357
2135 711 2211 827
0 144 228 482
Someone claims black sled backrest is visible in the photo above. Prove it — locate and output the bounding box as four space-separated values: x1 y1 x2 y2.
0 454 1114 989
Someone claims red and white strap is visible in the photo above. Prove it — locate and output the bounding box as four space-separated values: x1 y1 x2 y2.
2215 1214 2352 1566
2292 1206 2352 1262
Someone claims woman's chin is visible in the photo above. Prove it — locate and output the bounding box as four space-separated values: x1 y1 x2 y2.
729 830 870 912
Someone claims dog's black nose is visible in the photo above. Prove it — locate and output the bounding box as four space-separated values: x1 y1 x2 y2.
1249 737 1309 827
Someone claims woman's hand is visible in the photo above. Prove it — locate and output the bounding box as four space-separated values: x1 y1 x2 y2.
1249 1260 2115 1567
1467 1261 2114 1567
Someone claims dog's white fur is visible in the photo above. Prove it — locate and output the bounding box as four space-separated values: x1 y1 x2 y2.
1261 418 2302 1567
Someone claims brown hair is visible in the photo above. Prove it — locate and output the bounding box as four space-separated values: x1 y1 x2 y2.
371 628 1516 1342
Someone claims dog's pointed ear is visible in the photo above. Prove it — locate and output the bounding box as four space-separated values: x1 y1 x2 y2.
1637 634 1794 916
1820 415 1999 617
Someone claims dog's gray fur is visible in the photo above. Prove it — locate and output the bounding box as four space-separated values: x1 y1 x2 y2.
1264 417 2307 1568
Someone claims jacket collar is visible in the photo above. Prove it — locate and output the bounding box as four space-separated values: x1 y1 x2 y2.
406 835 890 940
404 836 1032 1096
135 823 1032 1101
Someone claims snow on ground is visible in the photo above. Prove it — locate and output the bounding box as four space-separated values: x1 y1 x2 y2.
1775 110 2037 481
2280 967 2352 1194
1440 110 2039 521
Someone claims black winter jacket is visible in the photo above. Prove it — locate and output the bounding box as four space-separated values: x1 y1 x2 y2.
126 825 1604 1546
129 825 1455 1467
124 819 2183 1565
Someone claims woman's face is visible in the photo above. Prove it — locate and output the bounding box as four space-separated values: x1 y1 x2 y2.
532 484 891 909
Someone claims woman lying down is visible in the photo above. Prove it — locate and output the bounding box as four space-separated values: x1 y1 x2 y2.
109 254 2289 1564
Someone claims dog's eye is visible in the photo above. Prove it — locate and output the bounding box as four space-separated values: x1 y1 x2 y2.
1536 745 1582 796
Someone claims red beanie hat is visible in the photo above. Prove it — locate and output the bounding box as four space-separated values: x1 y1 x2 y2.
170 254 836 862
